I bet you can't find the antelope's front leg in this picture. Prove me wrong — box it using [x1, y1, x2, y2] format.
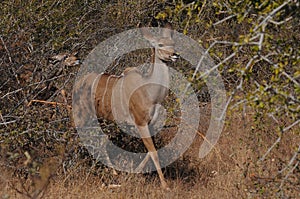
[136, 125, 169, 190]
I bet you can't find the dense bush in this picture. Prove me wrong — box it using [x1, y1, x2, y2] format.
[0, 0, 299, 198]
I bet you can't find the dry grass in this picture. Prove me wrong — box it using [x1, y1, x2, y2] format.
[1, 108, 299, 198]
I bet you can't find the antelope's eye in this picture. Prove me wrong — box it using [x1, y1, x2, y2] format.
[158, 43, 163, 47]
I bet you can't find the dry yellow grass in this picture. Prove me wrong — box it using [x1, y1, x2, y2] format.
[1, 109, 299, 198]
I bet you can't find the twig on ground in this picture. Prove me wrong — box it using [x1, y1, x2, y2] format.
[27, 99, 72, 109]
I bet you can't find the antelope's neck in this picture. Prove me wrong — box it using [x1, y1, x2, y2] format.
[147, 57, 169, 86]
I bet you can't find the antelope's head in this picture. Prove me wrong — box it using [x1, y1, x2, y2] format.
[141, 23, 179, 62]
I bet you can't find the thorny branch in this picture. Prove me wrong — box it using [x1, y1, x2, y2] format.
[190, 1, 299, 188]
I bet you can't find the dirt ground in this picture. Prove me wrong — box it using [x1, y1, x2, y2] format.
[1, 106, 299, 199]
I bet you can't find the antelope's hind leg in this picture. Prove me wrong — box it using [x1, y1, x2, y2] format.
[135, 153, 150, 173]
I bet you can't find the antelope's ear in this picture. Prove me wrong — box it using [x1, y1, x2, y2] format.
[162, 23, 173, 38]
[140, 27, 157, 44]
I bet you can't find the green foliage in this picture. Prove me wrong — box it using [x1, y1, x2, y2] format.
[157, 0, 299, 125]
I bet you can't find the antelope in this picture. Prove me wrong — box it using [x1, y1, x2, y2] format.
[73, 24, 178, 190]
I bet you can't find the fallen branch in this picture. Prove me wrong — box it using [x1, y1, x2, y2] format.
[27, 99, 72, 109]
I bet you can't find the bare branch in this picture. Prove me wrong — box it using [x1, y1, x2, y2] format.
[259, 136, 281, 162]
[269, 16, 293, 25]
[213, 14, 236, 26]
[0, 120, 17, 126]
[279, 159, 299, 190]
[253, 0, 292, 32]
[200, 52, 236, 79]
[283, 119, 300, 132]
[279, 144, 300, 174]
[261, 55, 300, 87]
[0, 74, 71, 100]
[259, 119, 299, 162]
[0, 88, 23, 99]
[0, 35, 12, 63]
